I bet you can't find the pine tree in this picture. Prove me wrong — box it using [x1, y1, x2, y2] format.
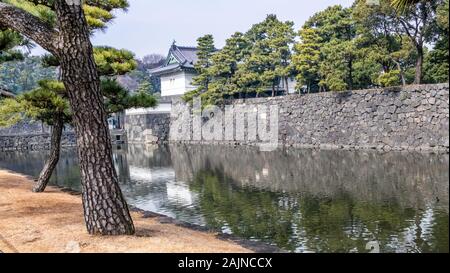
[0, 0, 136, 235]
[0, 47, 157, 193]
[192, 34, 215, 92]
[239, 15, 295, 97]
[293, 27, 322, 93]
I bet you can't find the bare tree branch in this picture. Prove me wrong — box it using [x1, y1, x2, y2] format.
[0, 88, 15, 98]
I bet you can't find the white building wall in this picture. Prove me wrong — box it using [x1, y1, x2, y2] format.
[161, 71, 190, 97]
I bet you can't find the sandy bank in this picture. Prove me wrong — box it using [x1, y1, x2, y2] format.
[0, 170, 251, 253]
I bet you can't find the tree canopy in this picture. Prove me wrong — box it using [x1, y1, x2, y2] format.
[182, 0, 448, 106]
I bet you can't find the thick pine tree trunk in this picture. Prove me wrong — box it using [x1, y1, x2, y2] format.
[54, 1, 134, 235]
[33, 115, 64, 193]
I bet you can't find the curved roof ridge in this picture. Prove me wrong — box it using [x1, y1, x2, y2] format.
[175, 45, 198, 50]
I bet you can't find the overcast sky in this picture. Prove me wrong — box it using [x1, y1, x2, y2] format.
[33, 0, 354, 58]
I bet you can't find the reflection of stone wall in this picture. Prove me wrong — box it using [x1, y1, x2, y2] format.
[124, 113, 170, 144]
[125, 144, 172, 168]
[0, 133, 76, 151]
[170, 84, 449, 152]
[170, 144, 449, 208]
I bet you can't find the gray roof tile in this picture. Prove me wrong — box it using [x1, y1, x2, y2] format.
[149, 44, 199, 76]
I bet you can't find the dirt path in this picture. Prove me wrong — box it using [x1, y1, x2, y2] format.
[0, 170, 251, 253]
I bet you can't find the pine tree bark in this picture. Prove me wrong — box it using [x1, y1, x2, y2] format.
[53, 1, 135, 235]
[33, 115, 64, 193]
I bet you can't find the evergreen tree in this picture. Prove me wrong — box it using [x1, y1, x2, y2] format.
[299, 6, 358, 91]
[0, 28, 24, 63]
[136, 81, 154, 94]
[0, 0, 136, 235]
[388, 0, 442, 83]
[293, 27, 322, 93]
[423, 0, 449, 83]
[192, 34, 215, 93]
[238, 15, 295, 97]
[354, 0, 406, 86]
[0, 47, 157, 193]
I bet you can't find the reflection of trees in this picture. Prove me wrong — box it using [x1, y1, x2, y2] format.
[51, 150, 81, 190]
[190, 168, 449, 253]
[171, 145, 449, 209]
[190, 169, 299, 251]
[427, 211, 450, 253]
[1, 144, 448, 253]
[297, 195, 419, 252]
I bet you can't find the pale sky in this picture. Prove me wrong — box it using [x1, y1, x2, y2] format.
[33, 0, 354, 58]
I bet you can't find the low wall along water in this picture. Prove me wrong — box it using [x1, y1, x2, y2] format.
[1, 84, 449, 152]
[161, 83, 448, 152]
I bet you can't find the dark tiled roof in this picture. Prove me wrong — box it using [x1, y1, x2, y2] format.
[173, 46, 198, 68]
[149, 44, 199, 76]
[148, 63, 183, 75]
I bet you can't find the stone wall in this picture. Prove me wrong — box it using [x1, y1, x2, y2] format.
[169, 84, 449, 152]
[124, 113, 170, 144]
[0, 132, 76, 151]
[0, 120, 49, 135]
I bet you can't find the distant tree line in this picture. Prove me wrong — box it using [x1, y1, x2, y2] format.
[0, 52, 166, 96]
[184, 0, 448, 106]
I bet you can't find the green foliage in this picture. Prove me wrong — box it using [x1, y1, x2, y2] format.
[291, 0, 447, 91]
[125, 69, 161, 94]
[0, 97, 23, 127]
[135, 81, 154, 94]
[241, 14, 296, 95]
[183, 1, 447, 103]
[19, 80, 71, 125]
[0, 44, 155, 128]
[126, 89, 158, 110]
[391, 0, 421, 11]
[296, 5, 358, 91]
[3, 0, 129, 31]
[101, 79, 157, 114]
[377, 70, 402, 87]
[184, 15, 296, 105]
[41, 54, 60, 67]
[94, 46, 137, 76]
[3, 0, 57, 25]
[293, 27, 322, 92]
[0, 79, 70, 127]
[0, 28, 24, 63]
[191, 35, 216, 93]
[101, 78, 129, 114]
[423, 0, 449, 83]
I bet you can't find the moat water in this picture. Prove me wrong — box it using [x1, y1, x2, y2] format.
[0, 145, 448, 253]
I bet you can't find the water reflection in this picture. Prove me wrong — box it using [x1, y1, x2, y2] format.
[0, 145, 448, 253]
